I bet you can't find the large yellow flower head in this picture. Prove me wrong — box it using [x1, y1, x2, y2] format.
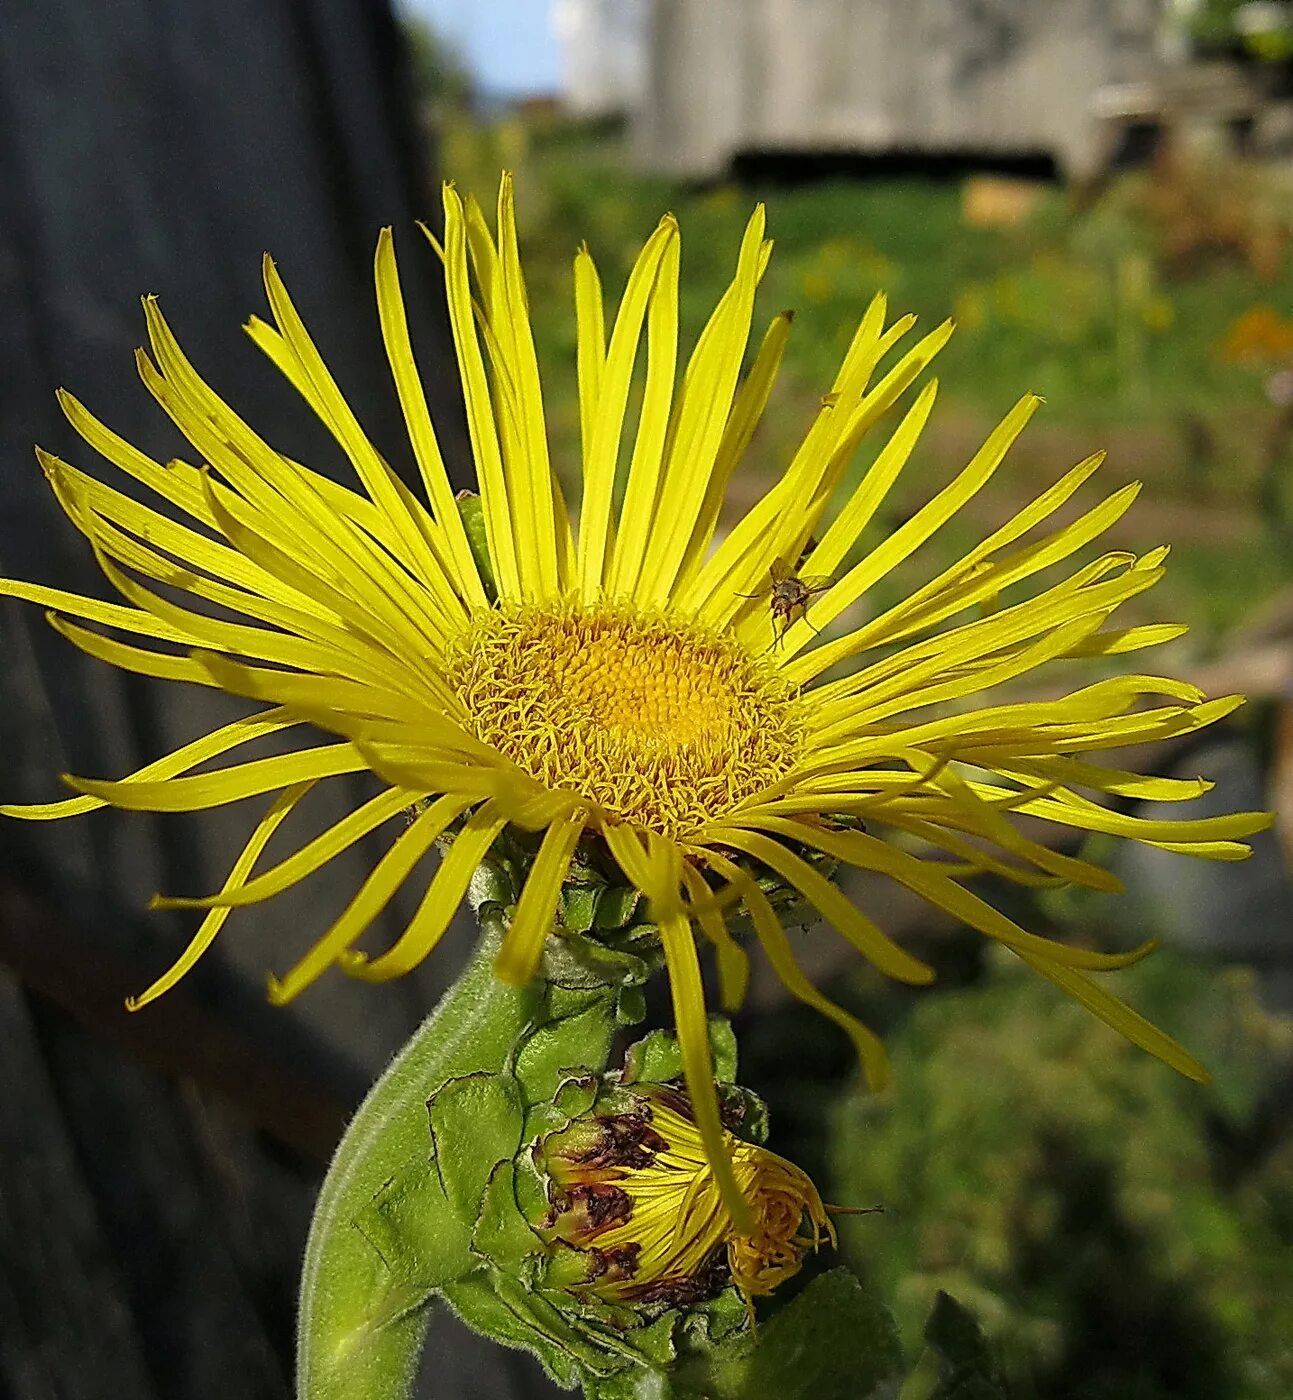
[2, 174, 1269, 1226]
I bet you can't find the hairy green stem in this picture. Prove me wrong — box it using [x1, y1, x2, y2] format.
[296, 909, 542, 1400]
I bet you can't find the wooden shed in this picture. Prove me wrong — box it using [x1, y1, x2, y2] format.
[634, 0, 1167, 180]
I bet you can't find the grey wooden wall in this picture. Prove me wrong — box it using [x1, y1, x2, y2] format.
[635, 0, 1164, 179]
[0, 2, 556, 1395]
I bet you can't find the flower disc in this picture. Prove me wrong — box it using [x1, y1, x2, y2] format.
[451, 603, 805, 835]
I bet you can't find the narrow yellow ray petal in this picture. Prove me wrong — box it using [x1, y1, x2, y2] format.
[0, 708, 296, 821]
[88, 540, 426, 698]
[66, 744, 366, 812]
[999, 756, 1212, 803]
[749, 816, 1162, 971]
[461, 197, 544, 599]
[373, 228, 489, 607]
[680, 862, 750, 1012]
[550, 465, 577, 589]
[46, 612, 215, 687]
[196, 472, 423, 658]
[574, 243, 606, 471]
[1065, 623, 1189, 657]
[0, 578, 194, 644]
[679, 297, 892, 617]
[601, 822, 669, 908]
[139, 302, 355, 547]
[829, 609, 1133, 735]
[636, 205, 765, 606]
[267, 795, 468, 1004]
[38, 448, 319, 615]
[689, 316, 954, 624]
[808, 549, 1141, 735]
[259, 256, 458, 601]
[1003, 694, 1246, 755]
[703, 850, 891, 1091]
[153, 786, 415, 911]
[174, 346, 467, 642]
[608, 229, 680, 598]
[184, 319, 466, 619]
[59, 476, 406, 675]
[496, 173, 560, 597]
[493, 810, 587, 985]
[126, 782, 313, 1010]
[440, 184, 520, 600]
[57, 388, 214, 526]
[860, 480, 1146, 659]
[136, 340, 444, 638]
[192, 651, 442, 727]
[1016, 949, 1209, 1081]
[871, 813, 1076, 889]
[991, 788, 1272, 847]
[789, 376, 939, 592]
[704, 827, 935, 985]
[798, 683, 1222, 777]
[761, 317, 956, 586]
[673, 310, 794, 593]
[200, 471, 449, 666]
[816, 458, 1129, 677]
[244, 314, 316, 402]
[346, 800, 509, 981]
[657, 909, 754, 1234]
[875, 798, 1125, 893]
[576, 215, 679, 601]
[352, 744, 505, 801]
[782, 392, 1043, 683]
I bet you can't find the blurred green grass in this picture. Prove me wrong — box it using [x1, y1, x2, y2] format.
[824, 951, 1293, 1400]
[442, 115, 1293, 642]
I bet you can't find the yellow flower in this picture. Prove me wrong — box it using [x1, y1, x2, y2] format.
[541, 1086, 832, 1309]
[0, 174, 1269, 1230]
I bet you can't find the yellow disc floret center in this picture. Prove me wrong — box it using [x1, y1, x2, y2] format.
[449, 604, 805, 836]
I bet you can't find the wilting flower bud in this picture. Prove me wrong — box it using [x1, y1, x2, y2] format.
[538, 1084, 833, 1310]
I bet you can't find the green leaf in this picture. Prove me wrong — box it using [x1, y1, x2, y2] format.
[523, 1069, 601, 1141]
[708, 1017, 739, 1082]
[444, 1269, 652, 1383]
[542, 928, 656, 991]
[440, 1275, 584, 1388]
[675, 1269, 903, 1400]
[622, 1018, 738, 1087]
[622, 1028, 684, 1084]
[920, 1292, 1008, 1400]
[616, 984, 647, 1026]
[428, 1072, 525, 1222]
[472, 1161, 545, 1269]
[514, 993, 619, 1106]
[594, 885, 643, 929]
[353, 1165, 474, 1297]
[562, 883, 605, 934]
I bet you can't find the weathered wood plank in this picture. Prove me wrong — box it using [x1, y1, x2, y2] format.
[0, 973, 159, 1400]
[32, 997, 294, 1400]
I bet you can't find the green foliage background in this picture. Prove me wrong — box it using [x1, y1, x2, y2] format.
[826, 952, 1293, 1399]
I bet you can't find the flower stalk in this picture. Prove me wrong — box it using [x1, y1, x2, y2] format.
[296, 863, 555, 1400]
